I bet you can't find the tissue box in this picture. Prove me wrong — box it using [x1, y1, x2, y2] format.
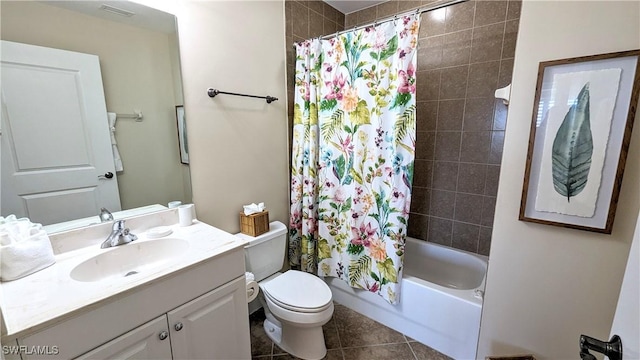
[240, 211, 269, 237]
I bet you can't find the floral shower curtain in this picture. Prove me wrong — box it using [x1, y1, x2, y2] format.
[289, 15, 420, 304]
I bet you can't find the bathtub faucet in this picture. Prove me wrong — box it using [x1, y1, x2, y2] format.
[579, 334, 622, 360]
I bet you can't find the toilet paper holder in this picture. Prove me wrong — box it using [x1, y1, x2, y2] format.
[245, 272, 259, 303]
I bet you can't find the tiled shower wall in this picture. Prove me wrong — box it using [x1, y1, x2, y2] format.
[285, 0, 520, 256]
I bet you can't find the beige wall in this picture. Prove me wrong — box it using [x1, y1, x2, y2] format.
[1, 1, 189, 211]
[478, 1, 640, 359]
[175, 1, 288, 232]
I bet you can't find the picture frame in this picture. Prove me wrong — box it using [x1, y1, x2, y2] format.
[175, 105, 189, 164]
[520, 49, 640, 234]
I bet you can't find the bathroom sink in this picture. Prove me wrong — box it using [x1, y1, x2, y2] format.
[70, 238, 190, 282]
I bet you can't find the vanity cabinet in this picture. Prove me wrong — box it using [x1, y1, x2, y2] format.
[167, 276, 249, 359]
[16, 247, 251, 360]
[75, 276, 248, 360]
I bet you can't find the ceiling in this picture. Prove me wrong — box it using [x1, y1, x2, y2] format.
[41, 1, 176, 34]
[323, 0, 389, 15]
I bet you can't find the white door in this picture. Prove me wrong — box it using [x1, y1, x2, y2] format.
[74, 316, 172, 360]
[167, 276, 251, 360]
[609, 210, 639, 359]
[1, 40, 120, 225]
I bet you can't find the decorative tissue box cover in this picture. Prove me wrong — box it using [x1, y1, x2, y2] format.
[239, 211, 269, 237]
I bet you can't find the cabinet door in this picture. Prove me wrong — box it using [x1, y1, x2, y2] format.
[74, 315, 171, 360]
[167, 276, 251, 360]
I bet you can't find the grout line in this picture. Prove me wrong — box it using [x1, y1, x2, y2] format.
[340, 341, 415, 350]
[428, 185, 497, 198]
[332, 312, 346, 355]
[450, 0, 476, 236]
[406, 339, 420, 360]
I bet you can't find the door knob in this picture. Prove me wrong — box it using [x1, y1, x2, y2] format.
[158, 331, 168, 340]
[174, 322, 184, 331]
[98, 172, 114, 180]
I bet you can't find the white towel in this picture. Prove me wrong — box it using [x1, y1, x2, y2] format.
[0, 216, 55, 281]
[107, 112, 124, 172]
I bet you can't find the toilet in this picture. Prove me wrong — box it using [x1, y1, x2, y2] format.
[237, 221, 334, 360]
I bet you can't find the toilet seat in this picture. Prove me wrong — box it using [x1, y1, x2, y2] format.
[263, 290, 333, 313]
[261, 270, 332, 313]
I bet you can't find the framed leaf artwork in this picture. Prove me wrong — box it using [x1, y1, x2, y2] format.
[520, 49, 640, 233]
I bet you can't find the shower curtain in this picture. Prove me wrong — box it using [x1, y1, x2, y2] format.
[289, 15, 420, 304]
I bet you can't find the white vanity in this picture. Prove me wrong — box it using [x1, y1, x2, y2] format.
[0, 209, 251, 360]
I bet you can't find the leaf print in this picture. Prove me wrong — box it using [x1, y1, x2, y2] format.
[293, 103, 303, 125]
[321, 263, 331, 276]
[321, 109, 344, 142]
[318, 239, 331, 260]
[379, 35, 398, 60]
[393, 104, 416, 145]
[376, 258, 398, 283]
[350, 100, 371, 125]
[342, 197, 353, 212]
[334, 155, 346, 180]
[309, 103, 318, 125]
[313, 52, 324, 72]
[387, 288, 397, 304]
[348, 255, 372, 286]
[551, 82, 593, 201]
[391, 92, 412, 109]
[403, 169, 413, 189]
[341, 32, 371, 84]
[342, 155, 354, 185]
[347, 243, 364, 255]
[320, 99, 337, 111]
[350, 168, 364, 185]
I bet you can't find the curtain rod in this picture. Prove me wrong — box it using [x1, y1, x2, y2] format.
[320, 0, 469, 40]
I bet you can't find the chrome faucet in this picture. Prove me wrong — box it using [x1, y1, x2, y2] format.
[100, 220, 137, 249]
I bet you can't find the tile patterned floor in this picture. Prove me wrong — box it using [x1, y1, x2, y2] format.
[250, 303, 452, 360]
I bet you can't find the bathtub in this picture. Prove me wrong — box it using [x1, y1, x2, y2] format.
[325, 237, 488, 359]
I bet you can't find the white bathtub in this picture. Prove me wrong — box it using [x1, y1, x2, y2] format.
[325, 237, 488, 359]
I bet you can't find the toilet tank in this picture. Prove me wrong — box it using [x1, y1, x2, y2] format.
[236, 221, 287, 282]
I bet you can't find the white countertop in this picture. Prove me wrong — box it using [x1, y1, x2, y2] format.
[0, 213, 248, 338]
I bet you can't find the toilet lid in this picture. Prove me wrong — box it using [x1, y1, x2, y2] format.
[261, 270, 332, 311]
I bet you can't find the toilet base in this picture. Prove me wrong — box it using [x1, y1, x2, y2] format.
[262, 317, 327, 360]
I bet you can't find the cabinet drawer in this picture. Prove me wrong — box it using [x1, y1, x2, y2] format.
[74, 316, 171, 360]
